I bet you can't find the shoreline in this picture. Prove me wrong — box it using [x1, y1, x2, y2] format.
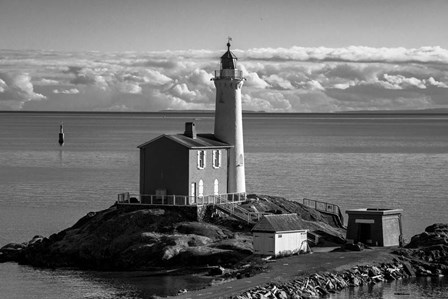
[1, 198, 447, 298]
[170, 247, 399, 298]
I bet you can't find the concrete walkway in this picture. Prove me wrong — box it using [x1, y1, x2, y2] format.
[171, 247, 396, 299]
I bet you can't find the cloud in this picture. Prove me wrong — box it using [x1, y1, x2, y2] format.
[300, 80, 325, 91]
[427, 77, 448, 88]
[38, 78, 60, 85]
[1, 46, 447, 112]
[264, 74, 294, 90]
[0, 72, 46, 110]
[382, 74, 426, 89]
[0, 79, 6, 92]
[53, 88, 80, 94]
[244, 46, 448, 64]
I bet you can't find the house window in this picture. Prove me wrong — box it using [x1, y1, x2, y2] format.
[212, 150, 221, 168]
[214, 179, 219, 195]
[190, 183, 196, 197]
[197, 150, 206, 169]
[198, 180, 204, 197]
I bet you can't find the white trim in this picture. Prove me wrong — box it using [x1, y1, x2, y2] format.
[212, 150, 221, 168]
[197, 150, 206, 169]
[214, 179, 219, 195]
[198, 180, 204, 197]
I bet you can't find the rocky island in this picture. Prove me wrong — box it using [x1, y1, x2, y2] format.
[1, 195, 447, 298]
[0, 195, 345, 271]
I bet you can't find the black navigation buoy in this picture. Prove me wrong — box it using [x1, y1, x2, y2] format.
[58, 123, 65, 146]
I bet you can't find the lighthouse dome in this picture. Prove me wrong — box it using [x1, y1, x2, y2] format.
[220, 42, 238, 70]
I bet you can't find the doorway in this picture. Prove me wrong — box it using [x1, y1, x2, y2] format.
[358, 223, 372, 244]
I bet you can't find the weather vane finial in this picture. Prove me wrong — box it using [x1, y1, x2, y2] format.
[227, 36, 232, 49]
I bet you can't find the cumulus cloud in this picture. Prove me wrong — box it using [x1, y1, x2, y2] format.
[39, 78, 59, 85]
[0, 79, 6, 92]
[265, 74, 294, 90]
[53, 88, 80, 94]
[382, 74, 427, 89]
[244, 46, 448, 64]
[1, 46, 448, 112]
[427, 77, 448, 88]
[0, 72, 46, 109]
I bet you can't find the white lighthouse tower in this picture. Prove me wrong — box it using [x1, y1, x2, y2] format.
[213, 40, 246, 194]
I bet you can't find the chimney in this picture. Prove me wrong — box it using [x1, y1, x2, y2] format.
[184, 122, 197, 139]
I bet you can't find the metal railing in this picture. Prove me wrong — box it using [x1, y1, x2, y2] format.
[216, 202, 264, 224]
[303, 198, 341, 215]
[214, 69, 243, 79]
[117, 192, 246, 207]
[303, 198, 345, 228]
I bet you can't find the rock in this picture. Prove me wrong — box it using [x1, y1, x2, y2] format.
[401, 260, 415, 277]
[369, 266, 381, 277]
[406, 225, 448, 248]
[343, 243, 364, 251]
[3, 206, 253, 270]
[277, 290, 288, 299]
[28, 235, 44, 246]
[425, 223, 448, 234]
[230, 224, 448, 299]
[209, 266, 226, 276]
[175, 222, 234, 240]
[0, 242, 27, 263]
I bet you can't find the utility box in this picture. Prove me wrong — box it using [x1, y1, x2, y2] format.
[346, 208, 403, 247]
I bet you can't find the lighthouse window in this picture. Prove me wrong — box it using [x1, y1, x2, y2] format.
[197, 150, 206, 169]
[212, 150, 221, 168]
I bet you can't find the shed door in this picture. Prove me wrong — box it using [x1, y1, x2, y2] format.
[254, 233, 275, 255]
[267, 235, 275, 254]
[358, 223, 372, 244]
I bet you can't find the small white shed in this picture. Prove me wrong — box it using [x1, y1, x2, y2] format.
[252, 214, 309, 257]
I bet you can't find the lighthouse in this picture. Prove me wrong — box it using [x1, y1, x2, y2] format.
[212, 40, 246, 194]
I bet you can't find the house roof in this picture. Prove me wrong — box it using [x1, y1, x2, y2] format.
[252, 214, 307, 233]
[138, 133, 233, 149]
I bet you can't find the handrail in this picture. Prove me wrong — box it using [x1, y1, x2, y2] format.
[214, 69, 243, 79]
[117, 192, 246, 207]
[303, 198, 345, 228]
[303, 198, 341, 216]
[215, 203, 263, 224]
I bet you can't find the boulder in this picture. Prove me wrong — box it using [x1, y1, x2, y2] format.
[406, 224, 448, 248]
[0, 242, 27, 262]
[209, 265, 227, 275]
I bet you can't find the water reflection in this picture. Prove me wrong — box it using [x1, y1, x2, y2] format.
[1, 263, 211, 299]
[330, 276, 448, 299]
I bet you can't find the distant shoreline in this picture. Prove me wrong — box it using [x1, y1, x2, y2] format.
[1, 109, 448, 117]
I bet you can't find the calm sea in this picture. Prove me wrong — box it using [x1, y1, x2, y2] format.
[0, 112, 447, 298]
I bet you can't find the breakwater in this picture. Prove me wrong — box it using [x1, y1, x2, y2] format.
[231, 223, 448, 299]
[231, 261, 418, 298]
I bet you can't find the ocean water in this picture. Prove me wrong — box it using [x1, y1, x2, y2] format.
[0, 112, 447, 298]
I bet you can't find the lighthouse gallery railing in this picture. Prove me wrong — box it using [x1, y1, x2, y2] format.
[214, 69, 243, 79]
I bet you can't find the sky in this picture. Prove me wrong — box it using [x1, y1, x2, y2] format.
[0, 0, 448, 112]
